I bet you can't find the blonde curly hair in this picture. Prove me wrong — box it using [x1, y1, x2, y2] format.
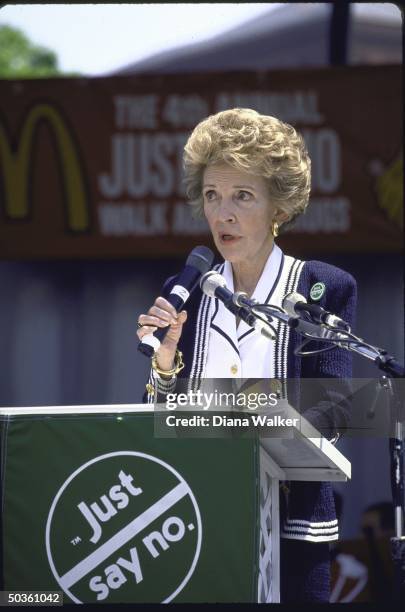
[183, 108, 311, 228]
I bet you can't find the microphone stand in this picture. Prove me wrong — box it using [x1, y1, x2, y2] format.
[242, 301, 405, 601]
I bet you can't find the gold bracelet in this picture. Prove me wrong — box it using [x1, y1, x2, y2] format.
[151, 350, 185, 378]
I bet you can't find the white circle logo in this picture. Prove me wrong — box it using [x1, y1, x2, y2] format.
[45, 452, 202, 603]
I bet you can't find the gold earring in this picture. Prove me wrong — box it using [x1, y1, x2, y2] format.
[271, 220, 279, 237]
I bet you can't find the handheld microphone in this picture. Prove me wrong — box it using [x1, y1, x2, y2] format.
[200, 271, 276, 340]
[138, 246, 215, 357]
[282, 291, 350, 331]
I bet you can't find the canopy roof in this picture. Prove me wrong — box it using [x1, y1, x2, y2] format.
[111, 3, 402, 76]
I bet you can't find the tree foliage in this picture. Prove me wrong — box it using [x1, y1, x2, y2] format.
[0, 24, 78, 78]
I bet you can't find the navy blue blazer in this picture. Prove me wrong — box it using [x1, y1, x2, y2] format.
[143, 254, 357, 543]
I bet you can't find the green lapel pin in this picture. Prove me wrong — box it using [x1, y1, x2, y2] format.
[310, 282, 326, 301]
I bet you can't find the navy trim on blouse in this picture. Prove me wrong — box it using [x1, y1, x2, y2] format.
[211, 323, 240, 357]
[237, 252, 285, 342]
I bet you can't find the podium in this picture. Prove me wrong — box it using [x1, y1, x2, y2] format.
[0, 403, 350, 604]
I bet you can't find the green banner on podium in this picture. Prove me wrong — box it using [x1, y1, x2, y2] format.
[1, 408, 260, 603]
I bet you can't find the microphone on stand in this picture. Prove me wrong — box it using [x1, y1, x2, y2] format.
[200, 271, 276, 340]
[282, 291, 351, 331]
[138, 246, 215, 358]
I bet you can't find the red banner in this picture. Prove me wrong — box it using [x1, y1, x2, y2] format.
[0, 66, 402, 259]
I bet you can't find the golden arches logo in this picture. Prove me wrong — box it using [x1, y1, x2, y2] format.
[0, 103, 90, 232]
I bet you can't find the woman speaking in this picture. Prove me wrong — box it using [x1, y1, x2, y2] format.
[137, 108, 357, 602]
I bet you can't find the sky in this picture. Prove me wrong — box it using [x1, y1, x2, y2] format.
[0, 3, 281, 76]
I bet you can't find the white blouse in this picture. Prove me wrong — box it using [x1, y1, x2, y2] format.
[204, 244, 283, 379]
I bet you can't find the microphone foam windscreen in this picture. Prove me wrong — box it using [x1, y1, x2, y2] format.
[200, 271, 226, 298]
[186, 246, 215, 274]
[282, 291, 303, 317]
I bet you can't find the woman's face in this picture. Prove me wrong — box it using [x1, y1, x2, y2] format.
[203, 162, 278, 265]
